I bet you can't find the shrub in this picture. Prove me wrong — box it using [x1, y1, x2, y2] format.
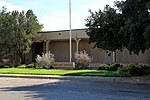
[75, 50, 93, 69]
[118, 64, 150, 77]
[17, 64, 27, 68]
[0, 65, 13, 68]
[142, 64, 150, 74]
[109, 63, 121, 71]
[118, 64, 133, 77]
[16, 64, 35, 68]
[98, 64, 109, 70]
[26, 64, 35, 68]
[98, 63, 121, 71]
[35, 51, 55, 69]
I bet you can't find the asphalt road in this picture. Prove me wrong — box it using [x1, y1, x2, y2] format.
[0, 77, 150, 100]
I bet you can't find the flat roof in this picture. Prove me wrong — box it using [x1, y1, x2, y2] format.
[38, 28, 87, 34]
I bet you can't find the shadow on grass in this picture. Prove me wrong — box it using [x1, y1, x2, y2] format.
[63, 70, 119, 77]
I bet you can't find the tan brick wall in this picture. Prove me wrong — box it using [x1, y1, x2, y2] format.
[25, 29, 150, 64]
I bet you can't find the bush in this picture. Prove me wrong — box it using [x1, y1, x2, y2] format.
[142, 64, 150, 74]
[98, 63, 121, 71]
[35, 51, 55, 69]
[98, 64, 109, 70]
[18, 64, 35, 68]
[118, 64, 133, 77]
[26, 64, 35, 68]
[0, 65, 13, 68]
[17, 64, 27, 68]
[75, 50, 93, 69]
[109, 63, 121, 71]
[118, 64, 150, 77]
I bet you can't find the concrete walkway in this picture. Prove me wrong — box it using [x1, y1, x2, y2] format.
[0, 74, 149, 84]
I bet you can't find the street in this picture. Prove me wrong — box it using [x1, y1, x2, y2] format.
[0, 77, 150, 100]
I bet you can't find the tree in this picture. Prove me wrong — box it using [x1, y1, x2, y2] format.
[0, 7, 12, 54]
[85, 5, 125, 53]
[0, 8, 43, 64]
[11, 10, 43, 64]
[119, 0, 150, 54]
[85, 0, 150, 55]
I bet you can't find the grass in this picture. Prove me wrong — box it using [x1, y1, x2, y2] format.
[0, 68, 119, 77]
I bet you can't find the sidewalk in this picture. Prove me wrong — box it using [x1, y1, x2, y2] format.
[0, 74, 149, 84]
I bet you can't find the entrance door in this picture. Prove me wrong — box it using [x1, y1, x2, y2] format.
[32, 42, 43, 62]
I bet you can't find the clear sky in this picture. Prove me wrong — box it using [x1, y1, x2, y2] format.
[0, 0, 118, 31]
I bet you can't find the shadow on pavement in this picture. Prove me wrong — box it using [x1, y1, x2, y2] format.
[0, 79, 150, 100]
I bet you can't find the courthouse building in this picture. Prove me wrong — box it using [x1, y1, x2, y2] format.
[25, 28, 150, 64]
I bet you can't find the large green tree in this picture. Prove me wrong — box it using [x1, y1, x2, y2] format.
[0, 7, 12, 53]
[85, 5, 125, 53]
[85, 0, 150, 55]
[118, 0, 150, 54]
[0, 8, 43, 63]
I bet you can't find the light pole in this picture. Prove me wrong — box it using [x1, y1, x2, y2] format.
[69, 0, 72, 62]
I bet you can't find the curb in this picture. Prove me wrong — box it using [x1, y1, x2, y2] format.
[0, 74, 149, 84]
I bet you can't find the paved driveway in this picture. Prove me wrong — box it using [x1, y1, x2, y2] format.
[0, 77, 150, 100]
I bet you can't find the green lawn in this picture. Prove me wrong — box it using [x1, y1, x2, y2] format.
[0, 68, 119, 77]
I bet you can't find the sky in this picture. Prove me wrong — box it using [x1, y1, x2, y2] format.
[0, 0, 117, 31]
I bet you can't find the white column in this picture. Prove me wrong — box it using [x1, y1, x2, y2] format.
[74, 38, 81, 53]
[45, 40, 50, 53]
[113, 51, 116, 63]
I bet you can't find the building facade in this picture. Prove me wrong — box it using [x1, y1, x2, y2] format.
[25, 28, 150, 64]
